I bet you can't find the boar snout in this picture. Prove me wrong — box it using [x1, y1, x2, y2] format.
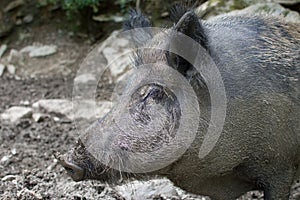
[55, 152, 85, 181]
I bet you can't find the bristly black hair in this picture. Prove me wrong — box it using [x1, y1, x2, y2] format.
[123, 9, 153, 46]
[169, 0, 203, 23]
[123, 9, 152, 31]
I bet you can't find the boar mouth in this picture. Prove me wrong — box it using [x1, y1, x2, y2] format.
[55, 152, 86, 181]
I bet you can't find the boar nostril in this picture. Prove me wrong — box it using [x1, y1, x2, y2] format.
[65, 166, 75, 174]
[55, 153, 85, 181]
[62, 160, 85, 181]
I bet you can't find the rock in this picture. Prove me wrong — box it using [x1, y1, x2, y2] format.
[33, 99, 113, 121]
[53, 116, 60, 122]
[1, 175, 17, 181]
[23, 14, 33, 24]
[103, 43, 132, 78]
[20, 45, 57, 57]
[273, 0, 300, 5]
[20, 100, 30, 106]
[7, 64, 16, 74]
[29, 45, 57, 57]
[32, 113, 46, 122]
[95, 31, 132, 81]
[115, 179, 178, 200]
[74, 73, 97, 84]
[11, 148, 17, 155]
[0, 155, 10, 163]
[1, 106, 33, 123]
[32, 99, 72, 115]
[225, 3, 300, 23]
[0, 63, 5, 76]
[93, 14, 124, 22]
[0, 44, 8, 58]
[4, 0, 25, 12]
[196, 0, 300, 21]
[7, 49, 24, 67]
[195, 0, 269, 19]
[15, 19, 23, 25]
[161, 11, 169, 18]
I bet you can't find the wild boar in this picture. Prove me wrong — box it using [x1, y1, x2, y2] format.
[56, 5, 300, 200]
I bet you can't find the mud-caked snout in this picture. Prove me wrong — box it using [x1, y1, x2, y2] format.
[55, 152, 86, 182]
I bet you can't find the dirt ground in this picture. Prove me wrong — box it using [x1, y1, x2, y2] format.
[0, 4, 300, 200]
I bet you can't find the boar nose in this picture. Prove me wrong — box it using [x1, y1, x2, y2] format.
[55, 153, 85, 181]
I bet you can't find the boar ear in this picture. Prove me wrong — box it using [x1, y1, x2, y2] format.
[123, 9, 153, 46]
[167, 10, 208, 76]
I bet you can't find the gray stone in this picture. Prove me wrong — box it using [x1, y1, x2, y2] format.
[114, 179, 178, 200]
[93, 14, 124, 22]
[272, 0, 300, 5]
[1, 106, 33, 123]
[23, 14, 34, 24]
[74, 73, 97, 84]
[103, 46, 132, 78]
[32, 113, 46, 122]
[195, 0, 270, 19]
[196, 0, 300, 22]
[29, 45, 57, 57]
[225, 3, 300, 23]
[32, 99, 72, 115]
[0, 155, 10, 163]
[4, 0, 25, 12]
[6, 64, 16, 74]
[21, 45, 57, 57]
[7, 49, 24, 67]
[0, 63, 5, 76]
[95, 31, 132, 81]
[1, 175, 17, 182]
[0, 44, 8, 58]
[33, 99, 113, 121]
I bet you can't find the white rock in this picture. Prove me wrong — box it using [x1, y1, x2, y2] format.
[20, 45, 37, 53]
[11, 148, 17, 155]
[0, 63, 5, 76]
[7, 64, 16, 74]
[103, 47, 132, 78]
[33, 99, 113, 121]
[23, 14, 34, 24]
[215, 2, 300, 23]
[4, 0, 24, 12]
[74, 73, 97, 84]
[101, 35, 132, 79]
[7, 49, 23, 65]
[273, 0, 300, 4]
[111, 38, 129, 48]
[21, 45, 57, 57]
[33, 99, 72, 115]
[20, 100, 30, 105]
[0, 44, 8, 58]
[29, 45, 57, 57]
[1, 175, 17, 181]
[1, 155, 10, 163]
[1, 106, 33, 123]
[53, 116, 60, 122]
[73, 100, 113, 120]
[32, 113, 45, 122]
[93, 14, 124, 22]
[115, 179, 178, 200]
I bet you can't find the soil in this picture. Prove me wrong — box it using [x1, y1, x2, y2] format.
[0, 2, 300, 200]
